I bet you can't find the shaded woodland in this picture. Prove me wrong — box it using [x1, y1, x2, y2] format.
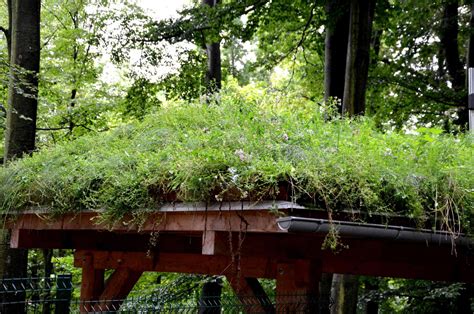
[0, 0, 473, 313]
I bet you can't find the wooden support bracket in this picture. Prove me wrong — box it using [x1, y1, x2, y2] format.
[227, 275, 275, 314]
[76, 252, 142, 313]
[94, 268, 143, 312]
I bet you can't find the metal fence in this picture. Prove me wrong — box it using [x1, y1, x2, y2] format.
[0, 275, 72, 313]
[74, 294, 324, 313]
[0, 276, 330, 313]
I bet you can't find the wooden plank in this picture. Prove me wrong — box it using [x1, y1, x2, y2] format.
[74, 250, 277, 278]
[7, 210, 281, 232]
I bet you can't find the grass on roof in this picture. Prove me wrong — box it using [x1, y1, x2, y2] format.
[0, 87, 473, 232]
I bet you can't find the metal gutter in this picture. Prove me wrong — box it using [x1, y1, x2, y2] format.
[276, 216, 473, 246]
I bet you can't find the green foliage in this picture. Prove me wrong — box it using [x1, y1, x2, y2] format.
[156, 49, 208, 101]
[51, 253, 82, 299]
[361, 278, 471, 313]
[0, 87, 472, 231]
[37, 0, 129, 141]
[120, 78, 161, 120]
[367, 0, 469, 129]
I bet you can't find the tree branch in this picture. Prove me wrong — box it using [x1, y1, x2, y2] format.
[0, 25, 8, 36]
[36, 127, 69, 131]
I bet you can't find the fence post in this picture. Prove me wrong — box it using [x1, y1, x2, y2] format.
[198, 277, 222, 314]
[55, 274, 72, 314]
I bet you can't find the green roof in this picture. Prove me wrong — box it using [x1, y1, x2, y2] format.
[1, 90, 473, 231]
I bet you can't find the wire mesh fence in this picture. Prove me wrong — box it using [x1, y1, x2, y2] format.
[0, 274, 72, 313]
[74, 294, 326, 313]
[0, 275, 332, 313]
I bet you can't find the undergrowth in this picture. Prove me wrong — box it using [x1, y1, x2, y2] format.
[0, 87, 472, 232]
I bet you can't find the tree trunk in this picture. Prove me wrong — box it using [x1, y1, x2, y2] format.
[319, 273, 333, 314]
[1, 1, 41, 312]
[465, 1, 474, 131]
[467, 1, 474, 69]
[0, 0, 13, 59]
[4, 0, 12, 60]
[331, 274, 359, 314]
[371, 29, 382, 66]
[68, 10, 79, 134]
[342, 0, 375, 116]
[202, 0, 222, 92]
[4, 0, 41, 160]
[324, 0, 350, 111]
[440, 0, 468, 128]
[440, 0, 464, 90]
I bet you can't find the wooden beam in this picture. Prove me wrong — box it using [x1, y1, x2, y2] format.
[101, 268, 142, 301]
[7, 210, 281, 233]
[14, 227, 474, 283]
[79, 254, 104, 313]
[92, 268, 143, 312]
[10, 229, 202, 253]
[6, 206, 430, 237]
[74, 250, 277, 279]
[276, 260, 320, 313]
[319, 239, 474, 282]
[192, 231, 474, 283]
[226, 276, 275, 314]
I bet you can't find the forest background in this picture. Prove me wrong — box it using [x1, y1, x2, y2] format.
[0, 0, 473, 313]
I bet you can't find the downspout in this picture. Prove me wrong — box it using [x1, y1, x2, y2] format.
[276, 217, 473, 246]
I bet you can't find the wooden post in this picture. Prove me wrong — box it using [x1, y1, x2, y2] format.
[80, 254, 104, 313]
[276, 260, 321, 313]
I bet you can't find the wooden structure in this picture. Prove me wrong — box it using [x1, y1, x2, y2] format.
[7, 201, 474, 312]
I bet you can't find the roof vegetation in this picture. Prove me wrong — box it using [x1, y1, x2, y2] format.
[0, 88, 473, 232]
